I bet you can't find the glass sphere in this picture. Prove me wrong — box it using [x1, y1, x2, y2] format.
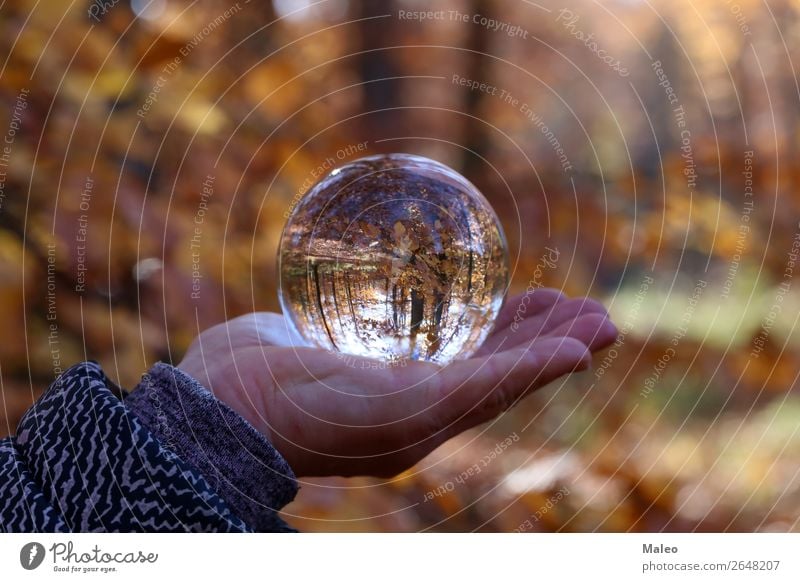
[278, 153, 509, 364]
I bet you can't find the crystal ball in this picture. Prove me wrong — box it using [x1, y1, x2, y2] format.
[278, 153, 509, 364]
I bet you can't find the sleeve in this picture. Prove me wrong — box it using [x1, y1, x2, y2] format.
[123, 363, 299, 532]
[0, 361, 296, 532]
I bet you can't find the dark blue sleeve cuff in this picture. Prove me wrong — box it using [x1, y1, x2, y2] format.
[124, 363, 299, 532]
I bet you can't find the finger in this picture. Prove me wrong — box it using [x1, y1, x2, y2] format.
[541, 313, 618, 351]
[490, 289, 567, 333]
[483, 312, 616, 355]
[477, 297, 608, 356]
[432, 336, 591, 429]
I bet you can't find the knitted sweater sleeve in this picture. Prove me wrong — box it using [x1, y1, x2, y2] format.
[0, 361, 298, 532]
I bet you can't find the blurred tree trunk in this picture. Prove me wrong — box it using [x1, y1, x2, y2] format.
[220, 0, 276, 74]
[356, 0, 403, 142]
[461, 0, 492, 188]
[637, 25, 680, 177]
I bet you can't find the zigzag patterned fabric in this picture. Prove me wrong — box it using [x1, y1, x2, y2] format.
[0, 361, 297, 532]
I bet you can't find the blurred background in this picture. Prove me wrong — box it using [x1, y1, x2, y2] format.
[1, 0, 799, 532]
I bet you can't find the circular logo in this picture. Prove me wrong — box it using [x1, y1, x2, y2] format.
[19, 542, 45, 570]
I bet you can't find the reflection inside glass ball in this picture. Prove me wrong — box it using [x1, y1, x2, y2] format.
[278, 153, 509, 364]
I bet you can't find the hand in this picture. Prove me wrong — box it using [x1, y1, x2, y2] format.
[177, 289, 617, 478]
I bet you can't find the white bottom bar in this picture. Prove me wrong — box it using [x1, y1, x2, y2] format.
[1, 533, 797, 581]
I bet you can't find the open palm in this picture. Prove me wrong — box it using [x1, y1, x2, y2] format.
[178, 289, 616, 478]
